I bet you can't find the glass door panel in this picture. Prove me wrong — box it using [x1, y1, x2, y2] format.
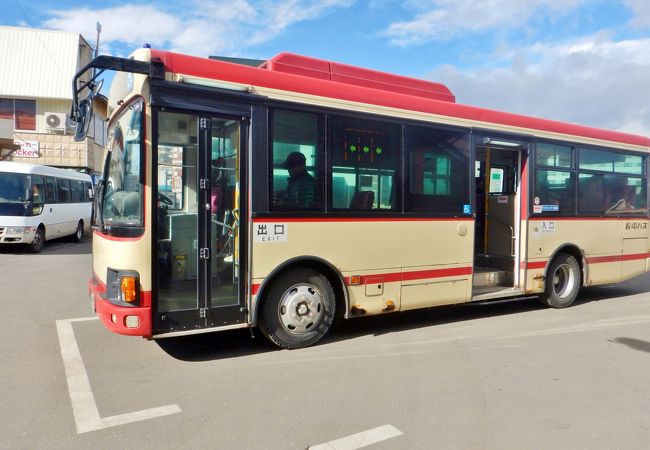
[209, 119, 240, 306]
[154, 111, 247, 334]
[155, 111, 200, 332]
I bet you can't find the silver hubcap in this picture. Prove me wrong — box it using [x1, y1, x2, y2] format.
[278, 283, 324, 334]
[552, 263, 575, 299]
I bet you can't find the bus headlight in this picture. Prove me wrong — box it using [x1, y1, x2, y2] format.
[6, 227, 33, 234]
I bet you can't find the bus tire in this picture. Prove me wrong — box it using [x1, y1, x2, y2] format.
[71, 220, 84, 243]
[259, 268, 335, 349]
[29, 227, 45, 253]
[540, 253, 580, 308]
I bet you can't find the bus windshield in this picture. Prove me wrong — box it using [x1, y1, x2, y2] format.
[101, 99, 144, 229]
[0, 172, 31, 216]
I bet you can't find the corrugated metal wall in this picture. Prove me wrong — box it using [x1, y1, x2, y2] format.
[0, 26, 90, 100]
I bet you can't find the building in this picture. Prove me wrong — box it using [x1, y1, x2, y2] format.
[0, 26, 106, 179]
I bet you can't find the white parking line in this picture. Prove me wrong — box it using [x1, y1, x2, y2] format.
[56, 317, 181, 434]
[309, 424, 403, 450]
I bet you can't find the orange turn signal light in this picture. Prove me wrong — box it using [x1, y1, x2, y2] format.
[350, 275, 361, 286]
[120, 276, 138, 303]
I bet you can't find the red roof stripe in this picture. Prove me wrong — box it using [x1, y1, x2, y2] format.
[151, 50, 650, 148]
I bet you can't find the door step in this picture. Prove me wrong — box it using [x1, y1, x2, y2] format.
[473, 268, 513, 290]
[471, 287, 526, 302]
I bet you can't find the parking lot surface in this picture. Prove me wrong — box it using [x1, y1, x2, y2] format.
[2, 238, 650, 449]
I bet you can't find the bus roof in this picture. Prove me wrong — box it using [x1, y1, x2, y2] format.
[150, 49, 650, 150]
[0, 161, 91, 180]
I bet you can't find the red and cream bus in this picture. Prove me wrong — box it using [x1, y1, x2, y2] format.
[72, 48, 649, 349]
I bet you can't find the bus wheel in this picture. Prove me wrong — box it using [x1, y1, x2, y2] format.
[71, 220, 84, 242]
[540, 253, 580, 308]
[29, 227, 45, 253]
[259, 268, 335, 349]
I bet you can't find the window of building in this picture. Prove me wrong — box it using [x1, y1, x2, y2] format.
[269, 109, 322, 211]
[0, 98, 36, 131]
[405, 125, 470, 214]
[329, 116, 400, 211]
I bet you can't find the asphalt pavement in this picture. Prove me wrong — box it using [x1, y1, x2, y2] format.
[2, 238, 650, 449]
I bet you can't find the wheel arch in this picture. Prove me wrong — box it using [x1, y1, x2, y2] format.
[252, 255, 349, 327]
[37, 223, 46, 240]
[544, 243, 586, 287]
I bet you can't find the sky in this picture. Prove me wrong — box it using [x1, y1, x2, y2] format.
[4, 0, 650, 136]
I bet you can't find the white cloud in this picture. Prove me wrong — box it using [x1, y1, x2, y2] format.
[427, 35, 650, 135]
[43, 5, 182, 49]
[43, 1, 355, 57]
[384, 0, 582, 46]
[625, 0, 650, 28]
[248, 0, 354, 45]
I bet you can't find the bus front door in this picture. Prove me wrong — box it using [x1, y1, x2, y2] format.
[154, 112, 247, 335]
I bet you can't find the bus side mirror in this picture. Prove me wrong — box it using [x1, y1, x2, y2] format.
[74, 98, 93, 142]
[73, 79, 103, 142]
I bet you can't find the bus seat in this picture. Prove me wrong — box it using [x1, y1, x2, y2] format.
[350, 190, 374, 210]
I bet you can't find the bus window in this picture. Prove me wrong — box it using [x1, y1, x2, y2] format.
[158, 145, 184, 210]
[56, 178, 71, 203]
[83, 181, 93, 202]
[270, 109, 322, 211]
[405, 125, 470, 214]
[102, 99, 144, 227]
[534, 169, 576, 214]
[44, 176, 57, 203]
[329, 115, 400, 211]
[31, 175, 44, 204]
[70, 180, 84, 203]
[31, 175, 45, 215]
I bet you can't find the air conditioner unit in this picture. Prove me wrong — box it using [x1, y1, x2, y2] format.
[45, 112, 68, 131]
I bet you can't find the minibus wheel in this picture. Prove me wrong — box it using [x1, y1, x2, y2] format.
[29, 227, 45, 253]
[71, 220, 84, 242]
[259, 268, 335, 349]
[540, 253, 580, 308]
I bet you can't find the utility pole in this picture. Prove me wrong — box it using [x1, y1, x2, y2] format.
[95, 22, 102, 58]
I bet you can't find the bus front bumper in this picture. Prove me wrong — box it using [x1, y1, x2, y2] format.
[89, 277, 152, 337]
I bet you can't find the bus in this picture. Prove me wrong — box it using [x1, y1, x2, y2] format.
[0, 161, 92, 252]
[72, 48, 650, 349]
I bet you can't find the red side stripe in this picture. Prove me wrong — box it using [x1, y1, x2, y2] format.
[343, 266, 472, 286]
[251, 217, 473, 223]
[524, 252, 650, 271]
[586, 252, 650, 264]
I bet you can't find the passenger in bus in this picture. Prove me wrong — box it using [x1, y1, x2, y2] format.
[31, 184, 42, 203]
[275, 152, 316, 208]
[607, 184, 636, 213]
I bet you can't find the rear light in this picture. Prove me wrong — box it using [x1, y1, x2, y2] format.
[120, 275, 138, 303]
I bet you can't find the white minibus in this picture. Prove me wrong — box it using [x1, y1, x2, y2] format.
[0, 162, 92, 252]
